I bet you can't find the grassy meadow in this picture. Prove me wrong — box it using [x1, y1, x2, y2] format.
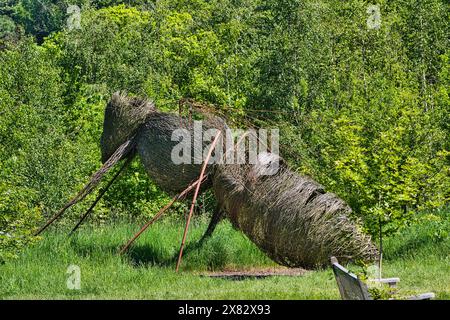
[1, 210, 448, 300]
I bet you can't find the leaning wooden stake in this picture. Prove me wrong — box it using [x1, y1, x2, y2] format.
[176, 131, 222, 272]
[119, 175, 208, 255]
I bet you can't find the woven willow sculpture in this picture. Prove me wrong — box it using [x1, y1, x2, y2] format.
[38, 92, 378, 269]
[212, 156, 377, 268]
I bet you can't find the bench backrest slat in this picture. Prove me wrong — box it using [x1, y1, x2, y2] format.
[331, 257, 371, 300]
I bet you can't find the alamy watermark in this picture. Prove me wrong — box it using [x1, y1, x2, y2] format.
[367, 5, 381, 30]
[66, 264, 81, 290]
[67, 5, 82, 31]
[171, 121, 280, 175]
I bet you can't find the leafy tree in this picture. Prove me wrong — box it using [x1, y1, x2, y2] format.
[0, 0, 448, 260]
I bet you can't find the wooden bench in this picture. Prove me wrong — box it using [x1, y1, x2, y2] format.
[330, 257, 435, 300]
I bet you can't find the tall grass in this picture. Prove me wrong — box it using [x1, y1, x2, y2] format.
[0, 210, 448, 299]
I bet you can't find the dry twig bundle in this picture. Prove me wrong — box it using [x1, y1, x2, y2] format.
[136, 112, 227, 193]
[212, 153, 378, 268]
[100, 92, 155, 163]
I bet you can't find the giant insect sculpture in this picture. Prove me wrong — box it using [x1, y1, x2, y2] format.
[36, 92, 378, 270]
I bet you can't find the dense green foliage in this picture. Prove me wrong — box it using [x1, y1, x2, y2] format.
[0, 0, 448, 261]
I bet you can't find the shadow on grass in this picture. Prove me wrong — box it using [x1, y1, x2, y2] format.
[69, 241, 176, 268]
[384, 209, 450, 260]
[67, 228, 221, 269]
[384, 230, 449, 260]
[127, 240, 206, 268]
[385, 241, 423, 260]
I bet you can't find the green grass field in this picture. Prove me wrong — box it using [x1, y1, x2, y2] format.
[1, 211, 449, 300]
